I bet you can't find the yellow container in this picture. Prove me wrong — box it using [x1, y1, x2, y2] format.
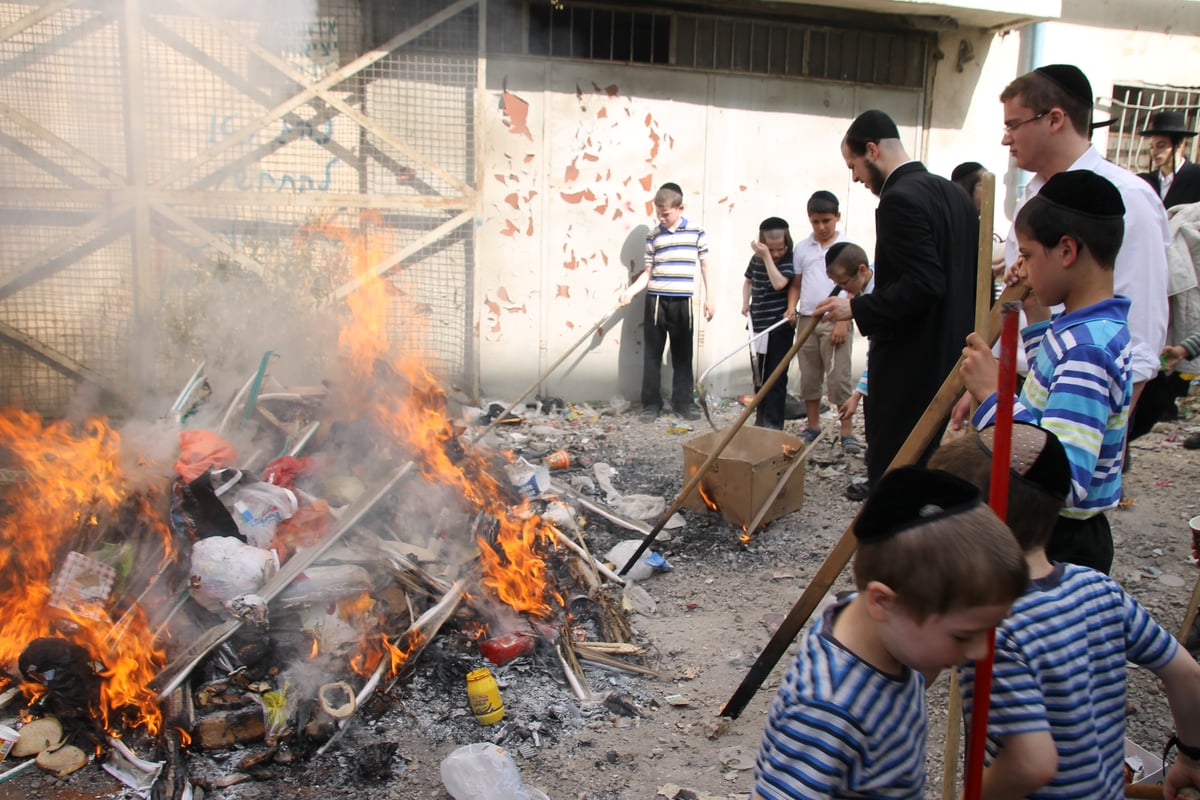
[466, 667, 505, 725]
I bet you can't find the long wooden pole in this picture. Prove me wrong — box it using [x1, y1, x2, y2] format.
[946, 169, 998, 798]
[720, 281, 1029, 720]
[469, 304, 618, 446]
[617, 289, 837, 576]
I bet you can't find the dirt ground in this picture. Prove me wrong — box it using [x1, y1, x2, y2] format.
[3, 387, 1199, 800]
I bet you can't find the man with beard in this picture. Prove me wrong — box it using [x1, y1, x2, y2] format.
[813, 110, 978, 498]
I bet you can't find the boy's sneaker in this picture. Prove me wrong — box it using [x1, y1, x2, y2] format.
[640, 406, 661, 422]
[799, 427, 820, 445]
[678, 405, 701, 421]
[840, 435, 862, 455]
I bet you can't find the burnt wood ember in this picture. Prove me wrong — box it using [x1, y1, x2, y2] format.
[353, 740, 399, 783]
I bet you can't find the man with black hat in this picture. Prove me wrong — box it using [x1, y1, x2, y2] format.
[1138, 110, 1200, 208]
[813, 110, 978, 496]
[994, 64, 1169, 412]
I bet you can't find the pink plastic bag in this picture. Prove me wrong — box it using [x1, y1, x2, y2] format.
[175, 430, 238, 483]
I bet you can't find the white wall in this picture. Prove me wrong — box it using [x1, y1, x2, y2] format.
[477, 58, 921, 403]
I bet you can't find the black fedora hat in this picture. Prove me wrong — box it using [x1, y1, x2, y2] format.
[1140, 110, 1197, 138]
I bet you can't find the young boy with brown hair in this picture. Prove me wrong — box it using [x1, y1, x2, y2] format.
[619, 182, 715, 422]
[790, 191, 856, 452]
[753, 466, 1028, 799]
[929, 424, 1200, 799]
[960, 170, 1132, 575]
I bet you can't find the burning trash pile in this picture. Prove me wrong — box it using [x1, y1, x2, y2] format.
[0, 225, 674, 798]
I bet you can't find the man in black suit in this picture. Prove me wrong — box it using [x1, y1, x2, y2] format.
[814, 109, 978, 498]
[1138, 110, 1200, 209]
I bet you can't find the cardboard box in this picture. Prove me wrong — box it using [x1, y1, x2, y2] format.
[681, 426, 805, 529]
[1125, 736, 1164, 785]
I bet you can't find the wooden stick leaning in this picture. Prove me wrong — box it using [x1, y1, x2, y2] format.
[469, 304, 618, 446]
[618, 286, 840, 577]
[1179, 571, 1200, 645]
[719, 281, 1030, 720]
[945, 168, 998, 799]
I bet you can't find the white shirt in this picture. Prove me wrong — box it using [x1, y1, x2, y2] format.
[793, 232, 847, 316]
[1004, 146, 1170, 383]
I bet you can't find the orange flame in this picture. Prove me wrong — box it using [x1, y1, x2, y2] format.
[698, 483, 719, 511]
[317, 216, 564, 629]
[0, 409, 166, 734]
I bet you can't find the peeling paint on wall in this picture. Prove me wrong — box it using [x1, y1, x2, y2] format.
[501, 90, 533, 140]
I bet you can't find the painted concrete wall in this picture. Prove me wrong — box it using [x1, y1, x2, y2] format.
[478, 58, 921, 404]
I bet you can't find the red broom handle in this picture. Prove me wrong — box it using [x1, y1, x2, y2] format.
[963, 302, 1021, 800]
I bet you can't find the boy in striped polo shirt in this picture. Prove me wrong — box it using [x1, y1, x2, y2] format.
[961, 170, 1133, 575]
[619, 182, 714, 421]
[753, 467, 1027, 800]
[931, 423, 1200, 799]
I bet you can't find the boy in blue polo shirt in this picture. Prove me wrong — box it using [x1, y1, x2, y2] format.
[960, 170, 1133, 575]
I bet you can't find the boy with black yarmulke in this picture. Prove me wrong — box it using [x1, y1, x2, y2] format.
[930, 423, 1200, 799]
[753, 467, 1027, 800]
[742, 217, 796, 430]
[960, 170, 1132, 575]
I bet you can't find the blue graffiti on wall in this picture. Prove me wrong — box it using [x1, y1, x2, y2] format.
[207, 113, 339, 192]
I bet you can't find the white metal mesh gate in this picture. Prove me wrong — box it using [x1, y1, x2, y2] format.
[0, 0, 479, 415]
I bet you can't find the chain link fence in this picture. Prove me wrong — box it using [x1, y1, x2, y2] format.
[0, 0, 478, 416]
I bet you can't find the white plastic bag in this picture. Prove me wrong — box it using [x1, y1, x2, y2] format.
[189, 536, 278, 615]
[440, 743, 530, 800]
[224, 482, 298, 549]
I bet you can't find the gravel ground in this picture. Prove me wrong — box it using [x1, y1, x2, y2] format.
[2, 388, 1199, 800]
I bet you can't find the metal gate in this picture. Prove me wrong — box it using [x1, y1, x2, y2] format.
[0, 0, 479, 415]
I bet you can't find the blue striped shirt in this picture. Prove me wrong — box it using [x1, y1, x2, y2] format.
[645, 217, 708, 297]
[973, 297, 1132, 519]
[959, 563, 1177, 800]
[755, 600, 927, 799]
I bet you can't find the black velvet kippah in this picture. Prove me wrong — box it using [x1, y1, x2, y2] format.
[759, 216, 789, 231]
[951, 162, 985, 182]
[976, 422, 1071, 501]
[1035, 64, 1093, 107]
[853, 466, 983, 544]
[846, 109, 900, 142]
[659, 182, 683, 195]
[809, 190, 839, 207]
[824, 241, 854, 268]
[1037, 170, 1124, 219]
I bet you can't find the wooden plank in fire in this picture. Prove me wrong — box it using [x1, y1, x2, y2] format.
[152, 463, 414, 699]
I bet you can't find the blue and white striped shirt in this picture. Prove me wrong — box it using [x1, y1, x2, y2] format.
[645, 217, 708, 297]
[755, 600, 927, 799]
[973, 296, 1132, 519]
[959, 563, 1177, 799]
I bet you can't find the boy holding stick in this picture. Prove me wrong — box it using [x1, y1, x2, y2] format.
[753, 466, 1027, 799]
[960, 171, 1133, 575]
